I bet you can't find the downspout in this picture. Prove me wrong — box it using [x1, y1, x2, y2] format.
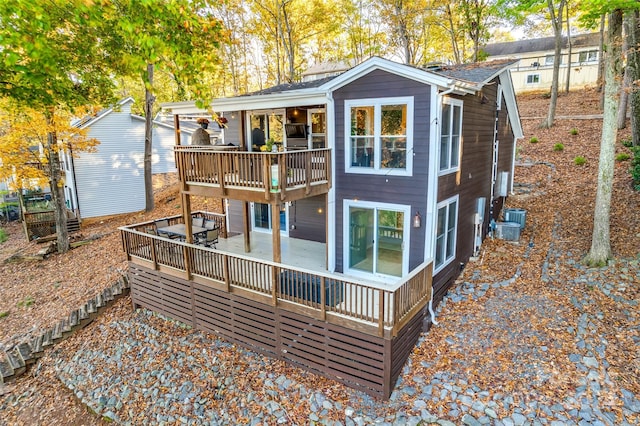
[326, 90, 336, 272]
[426, 83, 456, 326]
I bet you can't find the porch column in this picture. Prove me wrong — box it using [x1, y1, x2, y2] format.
[242, 201, 251, 252]
[271, 202, 281, 263]
[173, 114, 181, 146]
[181, 193, 193, 243]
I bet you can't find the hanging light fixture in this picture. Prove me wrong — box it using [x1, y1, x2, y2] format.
[413, 211, 422, 228]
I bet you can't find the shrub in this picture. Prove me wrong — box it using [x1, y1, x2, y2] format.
[554, 143, 564, 151]
[616, 153, 630, 161]
[630, 146, 640, 191]
[17, 296, 35, 308]
[570, 128, 579, 135]
[529, 136, 539, 143]
[0, 311, 9, 319]
[0, 228, 6, 243]
[622, 139, 633, 148]
[574, 156, 587, 166]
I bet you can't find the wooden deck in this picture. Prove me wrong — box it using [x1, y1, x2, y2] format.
[120, 219, 433, 398]
[174, 147, 332, 203]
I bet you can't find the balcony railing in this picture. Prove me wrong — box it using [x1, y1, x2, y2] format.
[174, 147, 331, 201]
[120, 220, 432, 338]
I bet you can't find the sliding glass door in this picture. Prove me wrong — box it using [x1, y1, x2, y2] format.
[252, 202, 288, 235]
[345, 201, 409, 278]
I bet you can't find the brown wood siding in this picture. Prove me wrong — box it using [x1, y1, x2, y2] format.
[433, 78, 516, 304]
[288, 195, 326, 242]
[332, 69, 432, 273]
[129, 263, 423, 399]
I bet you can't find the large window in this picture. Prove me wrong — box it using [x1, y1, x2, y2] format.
[435, 196, 458, 272]
[345, 97, 413, 175]
[439, 98, 462, 173]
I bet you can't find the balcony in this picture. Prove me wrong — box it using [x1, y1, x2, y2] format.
[120, 214, 433, 398]
[174, 146, 332, 203]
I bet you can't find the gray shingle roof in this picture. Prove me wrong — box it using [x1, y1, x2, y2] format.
[484, 33, 600, 56]
[429, 59, 518, 84]
[240, 58, 516, 98]
[242, 75, 340, 96]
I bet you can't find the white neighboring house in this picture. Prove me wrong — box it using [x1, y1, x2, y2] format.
[61, 97, 192, 220]
[484, 33, 600, 93]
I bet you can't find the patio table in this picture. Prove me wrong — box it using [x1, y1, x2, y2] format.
[157, 223, 207, 239]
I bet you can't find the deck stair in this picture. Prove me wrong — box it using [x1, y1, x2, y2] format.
[0, 275, 130, 384]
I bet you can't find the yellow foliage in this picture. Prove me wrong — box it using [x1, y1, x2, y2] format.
[0, 100, 100, 191]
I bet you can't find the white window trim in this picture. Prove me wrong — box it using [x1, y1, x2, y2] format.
[344, 97, 414, 177]
[434, 195, 459, 274]
[438, 97, 463, 176]
[342, 199, 411, 281]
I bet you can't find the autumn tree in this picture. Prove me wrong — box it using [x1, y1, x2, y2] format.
[343, 0, 389, 65]
[99, 0, 223, 212]
[579, 0, 640, 265]
[0, 104, 99, 216]
[626, 10, 640, 145]
[0, 1, 117, 253]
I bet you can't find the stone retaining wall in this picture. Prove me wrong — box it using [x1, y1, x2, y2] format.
[0, 276, 130, 383]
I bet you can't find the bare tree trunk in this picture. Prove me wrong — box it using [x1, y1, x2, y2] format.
[45, 110, 69, 253]
[540, 0, 565, 129]
[445, 4, 462, 64]
[585, 9, 623, 267]
[597, 15, 606, 109]
[617, 13, 632, 130]
[628, 10, 640, 145]
[564, 6, 571, 94]
[144, 63, 155, 212]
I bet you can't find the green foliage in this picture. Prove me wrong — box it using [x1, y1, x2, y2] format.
[554, 143, 564, 151]
[529, 136, 539, 143]
[616, 153, 630, 161]
[630, 146, 640, 190]
[17, 296, 35, 308]
[0, 1, 117, 110]
[574, 156, 587, 166]
[570, 128, 579, 135]
[0, 311, 9, 319]
[0, 228, 7, 243]
[621, 139, 633, 148]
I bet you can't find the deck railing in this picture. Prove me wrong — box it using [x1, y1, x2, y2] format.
[120, 222, 432, 338]
[174, 146, 331, 198]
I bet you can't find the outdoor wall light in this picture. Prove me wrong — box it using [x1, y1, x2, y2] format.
[413, 211, 422, 228]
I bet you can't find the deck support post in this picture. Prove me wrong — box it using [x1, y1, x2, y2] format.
[242, 201, 251, 252]
[181, 191, 193, 244]
[271, 202, 281, 263]
[378, 291, 385, 337]
[173, 114, 181, 146]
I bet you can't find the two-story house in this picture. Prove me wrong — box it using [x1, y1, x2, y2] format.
[121, 57, 523, 398]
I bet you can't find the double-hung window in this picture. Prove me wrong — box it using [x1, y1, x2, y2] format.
[345, 97, 413, 175]
[439, 98, 462, 174]
[435, 196, 458, 272]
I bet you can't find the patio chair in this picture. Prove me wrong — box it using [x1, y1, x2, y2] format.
[155, 219, 180, 239]
[204, 220, 217, 230]
[192, 217, 204, 227]
[198, 228, 219, 248]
